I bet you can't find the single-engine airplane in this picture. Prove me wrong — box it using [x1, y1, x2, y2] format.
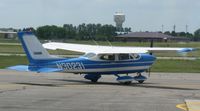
[7, 31, 196, 84]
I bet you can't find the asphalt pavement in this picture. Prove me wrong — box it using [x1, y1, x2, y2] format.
[0, 69, 199, 111]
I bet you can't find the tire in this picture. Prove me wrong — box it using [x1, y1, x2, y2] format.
[124, 81, 132, 85]
[138, 80, 144, 84]
[91, 79, 98, 83]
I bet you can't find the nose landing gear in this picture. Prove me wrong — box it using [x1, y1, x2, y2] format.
[133, 73, 147, 84]
[115, 75, 134, 85]
[115, 73, 147, 85]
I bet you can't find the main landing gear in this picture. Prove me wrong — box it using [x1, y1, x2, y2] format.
[84, 73, 147, 85]
[84, 74, 101, 83]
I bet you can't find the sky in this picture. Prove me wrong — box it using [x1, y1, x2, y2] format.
[0, 0, 200, 33]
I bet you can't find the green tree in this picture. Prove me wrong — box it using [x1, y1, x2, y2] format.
[63, 24, 76, 39]
[37, 25, 66, 39]
[164, 31, 171, 35]
[179, 32, 186, 37]
[36, 23, 130, 41]
[124, 27, 131, 33]
[171, 31, 177, 36]
[194, 29, 200, 41]
[185, 32, 193, 38]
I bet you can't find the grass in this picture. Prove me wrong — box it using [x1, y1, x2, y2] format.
[151, 59, 200, 73]
[0, 55, 200, 73]
[0, 56, 28, 68]
[0, 45, 24, 54]
[0, 40, 200, 57]
[0, 39, 19, 43]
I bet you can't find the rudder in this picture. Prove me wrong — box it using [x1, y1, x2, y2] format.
[17, 32, 58, 64]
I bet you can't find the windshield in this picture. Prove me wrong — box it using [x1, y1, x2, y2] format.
[83, 53, 96, 58]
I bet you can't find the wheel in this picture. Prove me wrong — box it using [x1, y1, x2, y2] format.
[91, 79, 98, 83]
[84, 74, 101, 83]
[124, 81, 132, 85]
[138, 80, 144, 84]
[137, 73, 142, 76]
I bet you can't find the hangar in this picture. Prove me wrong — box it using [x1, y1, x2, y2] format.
[115, 32, 190, 42]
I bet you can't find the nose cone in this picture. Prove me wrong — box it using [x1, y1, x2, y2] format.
[150, 55, 156, 61]
[141, 54, 156, 62]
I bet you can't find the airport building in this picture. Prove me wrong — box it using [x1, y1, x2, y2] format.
[115, 32, 190, 42]
[0, 28, 17, 39]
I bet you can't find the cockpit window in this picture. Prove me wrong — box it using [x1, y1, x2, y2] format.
[99, 54, 140, 61]
[83, 53, 96, 58]
[100, 54, 115, 61]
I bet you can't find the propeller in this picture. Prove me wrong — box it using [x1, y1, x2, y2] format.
[148, 39, 154, 77]
[147, 68, 151, 77]
[149, 39, 153, 55]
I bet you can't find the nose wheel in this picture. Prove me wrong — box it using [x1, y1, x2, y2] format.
[134, 73, 147, 84]
[114, 73, 147, 85]
[115, 74, 134, 85]
[138, 80, 144, 83]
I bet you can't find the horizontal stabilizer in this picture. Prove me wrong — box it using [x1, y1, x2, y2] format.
[7, 65, 62, 73]
[37, 68, 62, 73]
[7, 65, 29, 72]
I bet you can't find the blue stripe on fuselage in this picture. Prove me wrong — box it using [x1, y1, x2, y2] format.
[37, 53, 156, 73]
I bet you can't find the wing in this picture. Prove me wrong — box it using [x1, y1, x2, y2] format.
[43, 42, 196, 54]
[123, 47, 196, 53]
[43, 42, 148, 54]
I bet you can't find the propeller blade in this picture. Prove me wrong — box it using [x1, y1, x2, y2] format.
[148, 68, 151, 77]
[149, 40, 154, 55]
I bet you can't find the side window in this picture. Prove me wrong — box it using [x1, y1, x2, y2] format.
[100, 54, 115, 61]
[118, 54, 129, 60]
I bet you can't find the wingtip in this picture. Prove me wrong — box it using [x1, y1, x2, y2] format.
[178, 48, 197, 53]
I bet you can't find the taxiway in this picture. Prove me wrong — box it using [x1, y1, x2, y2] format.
[0, 69, 199, 111]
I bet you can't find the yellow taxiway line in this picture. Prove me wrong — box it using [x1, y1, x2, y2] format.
[176, 100, 200, 111]
[176, 103, 187, 111]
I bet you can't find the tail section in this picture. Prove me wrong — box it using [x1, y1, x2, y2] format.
[17, 32, 59, 64]
[7, 31, 63, 73]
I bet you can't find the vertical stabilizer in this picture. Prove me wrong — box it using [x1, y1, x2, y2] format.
[18, 32, 57, 64]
